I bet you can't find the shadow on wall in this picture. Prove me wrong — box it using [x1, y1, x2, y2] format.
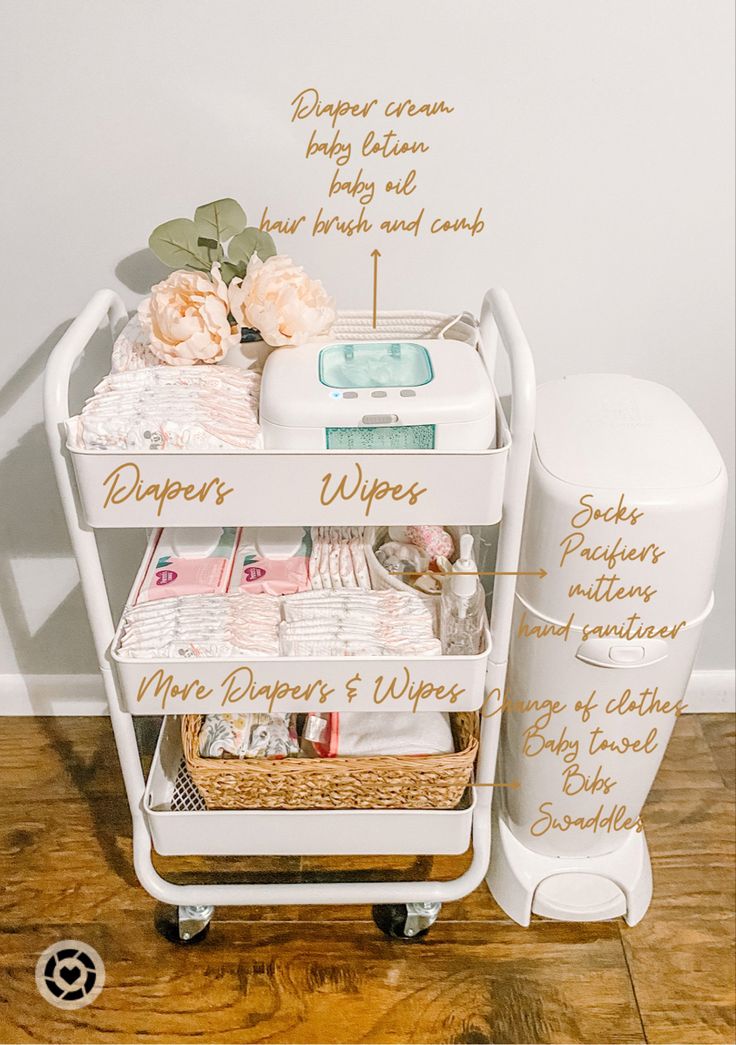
[0, 314, 145, 702]
[115, 249, 170, 294]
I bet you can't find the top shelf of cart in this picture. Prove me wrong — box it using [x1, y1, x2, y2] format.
[45, 292, 535, 529]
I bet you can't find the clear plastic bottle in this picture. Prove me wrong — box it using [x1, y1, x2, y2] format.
[440, 533, 486, 655]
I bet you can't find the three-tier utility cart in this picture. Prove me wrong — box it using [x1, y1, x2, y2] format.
[44, 288, 535, 941]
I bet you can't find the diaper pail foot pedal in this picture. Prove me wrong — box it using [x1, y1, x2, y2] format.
[487, 809, 652, 926]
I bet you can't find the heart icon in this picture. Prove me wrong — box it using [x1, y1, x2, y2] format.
[156, 570, 178, 586]
[58, 963, 81, 986]
[36, 939, 105, 1010]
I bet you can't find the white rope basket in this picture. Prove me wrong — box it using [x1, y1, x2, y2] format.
[333, 310, 479, 347]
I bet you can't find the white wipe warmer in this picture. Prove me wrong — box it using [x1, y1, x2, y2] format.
[487, 373, 727, 927]
[260, 339, 495, 450]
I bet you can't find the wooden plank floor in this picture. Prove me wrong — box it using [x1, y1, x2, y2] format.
[0, 713, 732, 1044]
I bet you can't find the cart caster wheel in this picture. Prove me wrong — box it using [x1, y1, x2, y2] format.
[155, 904, 214, 944]
[372, 901, 441, 940]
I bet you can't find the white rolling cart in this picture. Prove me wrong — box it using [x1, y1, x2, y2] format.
[44, 287, 536, 942]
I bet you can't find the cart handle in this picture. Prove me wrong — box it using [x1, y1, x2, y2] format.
[479, 289, 536, 445]
[44, 288, 128, 430]
[480, 289, 537, 665]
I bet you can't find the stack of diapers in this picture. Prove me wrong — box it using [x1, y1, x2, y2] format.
[117, 593, 280, 658]
[308, 527, 371, 590]
[198, 712, 300, 759]
[280, 589, 441, 656]
[302, 711, 454, 757]
[74, 365, 261, 451]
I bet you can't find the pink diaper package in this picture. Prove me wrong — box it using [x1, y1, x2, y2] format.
[230, 527, 311, 596]
[136, 527, 239, 603]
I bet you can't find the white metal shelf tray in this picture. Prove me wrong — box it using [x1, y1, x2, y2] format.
[113, 646, 490, 715]
[145, 719, 475, 857]
[111, 529, 491, 715]
[66, 399, 509, 528]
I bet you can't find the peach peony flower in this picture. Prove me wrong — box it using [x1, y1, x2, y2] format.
[229, 254, 336, 348]
[137, 265, 238, 365]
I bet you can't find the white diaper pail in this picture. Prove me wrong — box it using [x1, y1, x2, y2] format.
[487, 374, 727, 926]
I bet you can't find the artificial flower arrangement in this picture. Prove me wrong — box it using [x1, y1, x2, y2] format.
[138, 198, 336, 366]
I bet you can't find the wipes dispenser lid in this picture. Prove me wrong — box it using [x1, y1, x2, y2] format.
[319, 341, 434, 389]
[518, 374, 727, 624]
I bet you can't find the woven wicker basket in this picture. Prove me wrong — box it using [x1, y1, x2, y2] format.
[181, 712, 478, 810]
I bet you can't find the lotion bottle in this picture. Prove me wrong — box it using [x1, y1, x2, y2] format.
[440, 533, 485, 655]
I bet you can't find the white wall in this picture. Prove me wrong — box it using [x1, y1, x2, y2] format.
[0, 0, 733, 694]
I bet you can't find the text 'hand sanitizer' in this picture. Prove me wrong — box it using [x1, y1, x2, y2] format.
[440, 533, 485, 656]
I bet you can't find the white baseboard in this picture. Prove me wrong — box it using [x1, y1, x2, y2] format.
[1, 669, 734, 716]
[683, 669, 736, 713]
[0, 674, 108, 715]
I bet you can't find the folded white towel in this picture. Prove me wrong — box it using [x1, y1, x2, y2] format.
[306, 711, 454, 757]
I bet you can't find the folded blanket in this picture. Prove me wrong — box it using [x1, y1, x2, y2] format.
[303, 711, 454, 758]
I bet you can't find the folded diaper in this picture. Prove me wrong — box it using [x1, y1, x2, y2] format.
[198, 712, 299, 759]
[308, 528, 371, 590]
[110, 313, 160, 372]
[303, 711, 454, 757]
[280, 589, 441, 657]
[117, 592, 281, 658]
[75, 365, 262, 451]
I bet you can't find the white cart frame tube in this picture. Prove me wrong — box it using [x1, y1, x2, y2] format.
[44, 288, 535, 909]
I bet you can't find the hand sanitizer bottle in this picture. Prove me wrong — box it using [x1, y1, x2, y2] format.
[440, 533, 485, 655]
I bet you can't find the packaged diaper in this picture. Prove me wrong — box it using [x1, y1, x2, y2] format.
[136, 528, 238, 603]
[199, 713, 300, 759]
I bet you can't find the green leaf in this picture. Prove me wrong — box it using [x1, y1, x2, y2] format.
[148, 218, 212, 271]
[220, 260, 246, 284]
[194, 198, 247, 243]
[228, 227, 277, 267]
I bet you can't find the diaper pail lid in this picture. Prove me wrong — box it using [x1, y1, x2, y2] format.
[534, 374, 723, 490]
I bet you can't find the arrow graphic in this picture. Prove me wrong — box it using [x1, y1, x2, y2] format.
[396, 568, 548, 579]
[370, 248, 381, 327]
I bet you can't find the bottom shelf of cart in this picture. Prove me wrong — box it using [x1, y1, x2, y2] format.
[144, 719, 475, 858]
